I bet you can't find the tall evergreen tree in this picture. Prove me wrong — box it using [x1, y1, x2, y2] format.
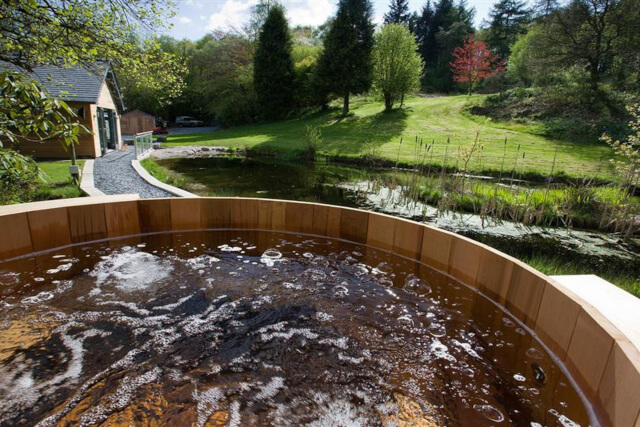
[415, 0, 474, 92]
[316, 0, 375, 115]
[485, 0, 532, 60]
[253, 5, 295, 120]
[384, 0, 411, 25]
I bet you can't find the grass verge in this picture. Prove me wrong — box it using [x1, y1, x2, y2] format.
[140, 158, 185, 188]
[32, 160, 85, 201]
[165, 95, 617, 181]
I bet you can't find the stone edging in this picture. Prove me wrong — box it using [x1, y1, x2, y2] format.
[131, 158, 198, 198]
[79, 160, 106, 197]
[0, 197, 638, 426]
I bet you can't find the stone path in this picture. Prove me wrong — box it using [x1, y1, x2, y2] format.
[94, 150, 172, 198]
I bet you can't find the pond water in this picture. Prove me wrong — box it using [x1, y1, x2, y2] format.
[0, 230, 592, 426]
[156, 156, 640, 277]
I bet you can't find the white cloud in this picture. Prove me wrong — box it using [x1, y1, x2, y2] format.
[179, 16, 192, 24]
[206, 0, 335, 32]
[186, 0, 204, 10]
[207, 0, 258, 31]
[287, 0, 335, 27]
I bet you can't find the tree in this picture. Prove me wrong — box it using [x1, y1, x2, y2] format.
[373, 24, 424, 111]
[316, 0, 375, 115]
[384, 0, 412, 25]
[539, 0, 640, 91]
[414, 0, 475, 92]
[254, 5, 295, 120]
[0, 71, 87, 149]
[451, 34, 504, 94]
[485, 0, 532, 60]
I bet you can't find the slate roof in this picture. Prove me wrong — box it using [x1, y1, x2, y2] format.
[0, 61, 122, 108]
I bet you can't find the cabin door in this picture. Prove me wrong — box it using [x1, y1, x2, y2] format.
[97, 108, 118, 155]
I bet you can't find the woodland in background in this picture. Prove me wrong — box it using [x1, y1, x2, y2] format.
[123, 0, 639, 146]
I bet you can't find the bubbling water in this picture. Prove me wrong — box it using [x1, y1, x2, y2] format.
[0, 230, 592, 426]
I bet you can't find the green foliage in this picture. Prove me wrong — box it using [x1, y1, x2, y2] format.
[414, 0, 475, 92]
[473, 86, 635, 142]
[372, 24, 423, 112]
[484, 0, 532, 60]
[536, 0, 640, 90]
[383, 0, 412, 25]
[0, 71, 88, 148]
[601, 104, 640, 186]
[0, 0, 184, 107]
[254, 5, 296, 120]
[140, 158, 185, 188]
[0, 149, 43, 204]
[303, 125, 323, 160]
[315, 0, 375, 115]
[170, 35, 257, 126]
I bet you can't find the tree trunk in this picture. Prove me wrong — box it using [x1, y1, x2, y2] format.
[342, 91, 350, 116]
[384, 92, 394, 112]
[400, 93, 405, 107]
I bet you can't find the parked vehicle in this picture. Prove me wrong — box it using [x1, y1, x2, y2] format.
[175, 116, 203, 127]
[153, 125, 169, 135]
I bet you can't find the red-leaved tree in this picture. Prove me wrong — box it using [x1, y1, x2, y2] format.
[451, 35, 504, 95]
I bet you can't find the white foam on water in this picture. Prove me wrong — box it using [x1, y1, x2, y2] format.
[474, 404, 505, 423]
[337, 353, 365, 364]
[97, 301, 150, 316]
[187, 255, 220, 270]
[514, 373, 526, 382]
[452, 339, 481, 359]
[282, 281, 303, 290]
[194, 386, 225, 427]
[319, 337, 349, 349]
[152, 295, 194, 311]
[307, 396, 371, 427]
[218, 244, 243, 252]
[0, 271, 20, 285]
[21, 291, 54, 304]
[260, 249, 283, 267]
[260, 327, 319, 342]
[90, 249, 173, 292]
[79, 367, 162, 426]
[315, 312, 334, 322]
[254, 376, 285, 401]
[228, 400, 242, 427]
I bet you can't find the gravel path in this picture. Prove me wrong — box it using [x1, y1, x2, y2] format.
[94, 151, 172, 198]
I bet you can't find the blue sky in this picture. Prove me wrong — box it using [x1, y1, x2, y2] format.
[165, 0, 497, 40]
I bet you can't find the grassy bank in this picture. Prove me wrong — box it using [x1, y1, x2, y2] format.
[166, 95, 617, 180]
[140, 158, 185, 188]
[34, 160, 84, 201]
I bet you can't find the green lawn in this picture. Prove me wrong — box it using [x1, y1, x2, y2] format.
[35, 160, 85, 200]
[166, 95, 617, 180]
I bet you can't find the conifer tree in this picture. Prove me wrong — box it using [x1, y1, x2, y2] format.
[485, 0, 531, 60]
[384, 0, 412, 25]
[253, 5, 295, 120]
[315, 0, 375, 115]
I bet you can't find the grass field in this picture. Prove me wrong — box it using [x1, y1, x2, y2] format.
[35, 160, 85, 200]
[166, 95, 617, 180]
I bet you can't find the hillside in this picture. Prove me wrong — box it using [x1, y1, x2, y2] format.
[166, 95, 617, 180]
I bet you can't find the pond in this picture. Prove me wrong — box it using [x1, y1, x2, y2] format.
[155, 156, 640, 288]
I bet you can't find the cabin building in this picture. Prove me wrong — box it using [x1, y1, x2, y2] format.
[0, 61, 124, 159]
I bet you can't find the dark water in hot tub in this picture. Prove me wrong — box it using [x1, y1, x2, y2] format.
[0, 230, 591, 426]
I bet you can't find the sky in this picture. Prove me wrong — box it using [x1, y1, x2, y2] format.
[165, 0, 497, 41]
